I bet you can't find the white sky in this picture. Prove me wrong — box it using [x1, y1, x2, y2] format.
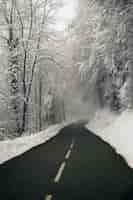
[55, 1, 77, 31]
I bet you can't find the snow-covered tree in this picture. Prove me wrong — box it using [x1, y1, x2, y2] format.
[72, 0, 133, 112]
[0, 0, 63, 135]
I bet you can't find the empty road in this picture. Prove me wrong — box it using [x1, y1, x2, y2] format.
[0, 123, 133, 200]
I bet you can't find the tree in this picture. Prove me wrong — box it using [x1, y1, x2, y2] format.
[0, 0, 62, 135]
[72, 0, 133, 112]
[0, 0, 22, 134]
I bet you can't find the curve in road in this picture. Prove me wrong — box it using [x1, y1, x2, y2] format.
[0, 123, 133, 200]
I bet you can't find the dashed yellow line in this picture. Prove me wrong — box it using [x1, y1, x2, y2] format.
[65, 149, 72, 160]
[45, 139, 75, 198]
[54, 139, 75, 183]
[54, 161, 66, 183]
[70, 139, 75, 149]
[45, 194, 53, 200]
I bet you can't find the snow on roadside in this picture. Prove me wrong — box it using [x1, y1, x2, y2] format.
[0, 123, 66, 165]
[87, 109, 133, 168]
[86, 108, 118, 133]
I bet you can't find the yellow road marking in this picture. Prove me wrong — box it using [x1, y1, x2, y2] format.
[70, 139, 75, 149]
[66, 139, 75, 159]
[65, 149, 71, 160]
[45, 194, 53, 200]
[54, 161, 66, 183]
[45, 139, 76, 199]
[53, 139, 75, 183]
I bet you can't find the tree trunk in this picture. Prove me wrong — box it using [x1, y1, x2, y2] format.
[8, 39, 21, 134]
[7, 1, 21, 135]
[20, 101, 27, 134]
[39, 76, 42, 131]
[34, 78, 38, 131]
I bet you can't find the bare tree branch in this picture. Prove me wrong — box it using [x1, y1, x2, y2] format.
[27, 0, 33, 41]
[14, 2, 24, 39]
[26, 0, 48, 101]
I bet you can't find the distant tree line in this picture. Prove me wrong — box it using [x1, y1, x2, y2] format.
[0, 0, 66, 138]
[72, 0, 133, 112]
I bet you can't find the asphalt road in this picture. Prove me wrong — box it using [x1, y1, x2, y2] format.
[0, 123, 133, 200]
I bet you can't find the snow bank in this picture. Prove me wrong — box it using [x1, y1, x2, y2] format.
[0, 123, 66, 164]
[87, 109, 133, 168]
[86, 108, 118, 132]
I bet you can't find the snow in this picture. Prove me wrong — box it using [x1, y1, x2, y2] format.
[87, 109, 133, 168]
[0, 123, 66, 164]
[86, 108, 118, 132]
[1, 108, 133, 170]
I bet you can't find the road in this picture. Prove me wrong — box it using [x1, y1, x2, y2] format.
[0, 123, 133, 200]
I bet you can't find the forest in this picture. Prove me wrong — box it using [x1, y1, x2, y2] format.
[0, 0, 133, 139]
